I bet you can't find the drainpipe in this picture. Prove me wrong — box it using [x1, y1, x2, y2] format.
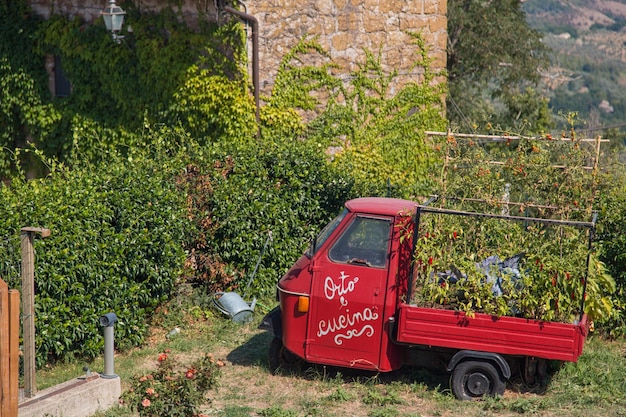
[223, 6, 260, 135]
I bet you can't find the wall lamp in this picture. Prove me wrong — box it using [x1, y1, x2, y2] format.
[101, 0, 126, 43]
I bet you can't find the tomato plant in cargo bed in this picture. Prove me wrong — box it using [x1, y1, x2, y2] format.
[412, 132, 616, 322]
[411, 213, 613, 322]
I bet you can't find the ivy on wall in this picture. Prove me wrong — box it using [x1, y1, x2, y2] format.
[35, 7, 243, 127]
[0, 0, 46, 79]
[295, 33, 448, 197]
[0, 1, 55, 178]
[1, 0, 245, 172]
[0, 58, 61, 178]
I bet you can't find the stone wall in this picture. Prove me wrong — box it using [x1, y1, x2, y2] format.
[29, 0, 109, 22]
[246, 0, 448, 96]
[28, 1, 216, 25]
[27, 0, 447, 96]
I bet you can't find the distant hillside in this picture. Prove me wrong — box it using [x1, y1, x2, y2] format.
[524, 0, 626, 32]
[523, 0, 626, 135]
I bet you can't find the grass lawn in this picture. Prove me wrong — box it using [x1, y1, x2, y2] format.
[36, 287, 626, 417]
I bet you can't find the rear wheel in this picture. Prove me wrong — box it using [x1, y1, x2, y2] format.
[521, 357, 547, 385]
[451, 360, 506, 400]
[268, 337, 305, 374]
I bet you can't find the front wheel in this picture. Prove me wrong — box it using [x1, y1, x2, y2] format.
[268, 337, 305, 375]
[451, 360, 506, 400]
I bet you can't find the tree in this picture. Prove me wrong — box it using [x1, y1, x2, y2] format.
[447, 0, 550, 133]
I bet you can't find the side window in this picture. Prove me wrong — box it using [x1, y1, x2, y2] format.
[328, 216, 391, 268]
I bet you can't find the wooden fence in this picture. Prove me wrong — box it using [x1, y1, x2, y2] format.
[0, 279, 19, 417]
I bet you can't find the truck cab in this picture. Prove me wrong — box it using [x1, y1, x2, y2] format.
[272, 198, 415, 372]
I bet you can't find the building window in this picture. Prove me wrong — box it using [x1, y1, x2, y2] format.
[45, 55, 71, 97]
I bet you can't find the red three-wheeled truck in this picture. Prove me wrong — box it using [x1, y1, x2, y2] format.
[260, 197, 592, 400]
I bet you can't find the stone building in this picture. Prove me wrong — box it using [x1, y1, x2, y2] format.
[28, 0, 447, 97]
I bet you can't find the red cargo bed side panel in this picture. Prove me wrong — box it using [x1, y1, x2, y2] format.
[397, 304, 587, 362]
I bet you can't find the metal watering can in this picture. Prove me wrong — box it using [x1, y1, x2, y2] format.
[212, 231, 271, 324]
[213, 292, 257, 324]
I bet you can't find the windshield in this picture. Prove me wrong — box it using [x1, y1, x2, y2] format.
[306, 208, 348, 257]
[328, 216, 391, 268]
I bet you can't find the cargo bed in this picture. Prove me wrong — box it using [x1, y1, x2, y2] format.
[396, 304, 589, 362]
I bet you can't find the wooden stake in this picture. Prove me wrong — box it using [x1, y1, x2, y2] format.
[9, 289, 19, 417]
[0, 279, 9, 416]
[20, 227, 50, 399]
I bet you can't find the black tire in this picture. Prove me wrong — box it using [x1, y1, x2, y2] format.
[521, 356, 548, 385]
[268, 337, 305, 375]
[451, 360, 506, 400]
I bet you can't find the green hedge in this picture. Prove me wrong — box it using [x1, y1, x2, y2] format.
[180, 138, 355, 296]
[0, 130, 355, 363]
[0, 154, 191, 364]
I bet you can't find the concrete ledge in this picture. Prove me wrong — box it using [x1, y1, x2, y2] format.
[19, 374, 121, 417]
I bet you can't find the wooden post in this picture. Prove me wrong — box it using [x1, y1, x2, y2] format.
[20, 227, 50, 399]
[593, 135, 602, 173]
[0, 279, 8, 416]
[9, 289, 19, 417]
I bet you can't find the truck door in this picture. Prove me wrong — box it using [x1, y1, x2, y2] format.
[307, 214, 392, 370]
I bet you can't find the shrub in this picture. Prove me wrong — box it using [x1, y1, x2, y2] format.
[595, 164, 626, 335]
[121, 350, 221, 417]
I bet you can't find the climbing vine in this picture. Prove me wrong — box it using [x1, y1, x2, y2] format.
[316, 33, 446, 197]
[34, 4, 244, 128]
